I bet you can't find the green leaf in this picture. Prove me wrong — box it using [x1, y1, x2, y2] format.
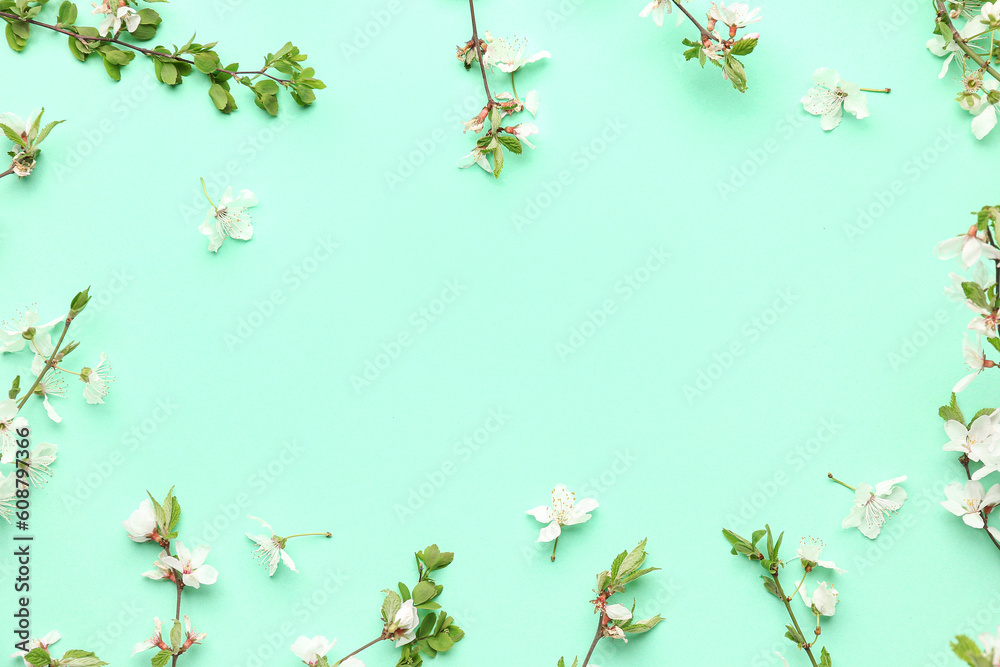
[426, 633, 453, 652]
[723, 53, 748, 93]
[492, 145, 503, 178]
[193, 52, 219, 73]
[988, 337, 1000, 354]
[57, 1, 77, 26]
[618, 539, 647, 578]
[169, 619, 183, 652]
[168, 494, 181, 532]
[940, 393, 965, 424]
[729, 36, 758, 55]
[784, 624, 806, 647]
[9, 375, 19, 400]
[953, 634, 985, 666]
[5, 23, 26, 52]
[381, 589, 402, 622]
[762, 575, 781, 598]
[159, 61, 178, 85]
[23, 648, 50, 666]
[34, 120, 64, 147]
[151, 650, 172, 667]
[416, 611, 436, 638]
[498, 135, 522, 154]
[819, 647, 832, 667]
[254, 79, 279, 95]
[963, 281, 990, 310]
[411, 580, 437, 605]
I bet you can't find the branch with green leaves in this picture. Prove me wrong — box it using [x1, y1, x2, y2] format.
[291, 545, 464, 667]
[637, 0, 761, 93]
[557, 539, 663, 667]
[125, 488, 214, 667]
[723, 526, 839, 667]
[0, 0, 323, 116]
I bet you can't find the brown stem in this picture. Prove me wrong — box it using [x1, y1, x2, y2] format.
[0, 167, 14, 179]
[171, 577, 183, 667]
[15, 314, 71, 411]
[770, 572, 819, 667]
[0, 11, 288, 83]
[334, 636, 386, 666]
[934, 1, 1000, 81]
[467, 0, 494, 107]
[580, 618, 603, 667]
[670, 0, 718, 43]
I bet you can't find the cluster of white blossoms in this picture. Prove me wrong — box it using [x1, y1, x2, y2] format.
[289, 600, 420, 667]
[927, 2, 1000, 139]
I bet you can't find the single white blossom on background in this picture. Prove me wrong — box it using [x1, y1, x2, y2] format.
[161, 542, 219, 588]
[30, 354, 65, 422]
[97, 5, 140, 36]
[526, 484, 599, 543]
[796, 581, 839, 617]
[936, 225, 1000, 268]
[796, 537, 846, 573]
[801, 67, 869, 131]
[18, 442, 57, 488]
[246, 515, 298, 576]
[80, 352, 114, 404]
[944, 414, 999, 461]
[955, 334, 994, 393]
[485, 37, 550, 73]
[941, 479, 1000, 528]
[131, 618, 166, 656]
[122, 498, 158, 542]
[0, 308, 61, 355]
[0, 471, 14, 523]
[198, 182, 257, 253]
[141, 549, 174, 581]
[390, 599, 420, 647]
[0, 398, 28, 464]
[10, 631, 60, 667]
[291, 636, 336, 666]
[841, 476, 907, 539]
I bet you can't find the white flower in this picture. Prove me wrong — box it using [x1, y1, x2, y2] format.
[796, 581, 839, 617]
[936, 224, 1000, 268]
[161, 542, 219, 588]
[246, 515, 298, 576]
[457, 147, 491, 172]
[485, 37, 550, 73]
[198, 185, 257, 253]
[132, 618, 166, 656]
[947, 263, 996, 301]
[122, 498, 158, 542]
[30, 354, 66, 423]
[0, 308, 61, 355]
[11, 631, 61, 667]
[639, 0, 669, 27]
[941, 479, 1000, 529]
[944, 415, 999, 462]
[524, 89, 539, 116]
[605, 603, 632, 621]
[971, 78, 1000, 139]
[526, 484, 599, 542]
[18, 442, 57, 488]
[968, 302, 1000, 338]
[0, 398, 27, 464]
[291, 636, 336, 666]
[927, 33, 962, 78]
[81, 352, 114, 404]
[0, 471, 14, 523]
[510, 123, 539, 149]
[955, 334, 994, 393]
[801, 68, 869, 131]
[182, 616, 206, 650]
[604, 625, 628, 642]
[841, 476, 907, 539]
[141, 549, 174, 581]
[795, 537, 846, 573]
[98, 6, 140, 36]
[391, 599, 420, 646]
[979, 626, 1000, 666]
[715, 2, 762, 29]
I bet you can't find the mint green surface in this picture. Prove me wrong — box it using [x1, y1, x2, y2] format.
[2, 1, 997, 665]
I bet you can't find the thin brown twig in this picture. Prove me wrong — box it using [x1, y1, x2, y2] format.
[467, 0, 494, 107]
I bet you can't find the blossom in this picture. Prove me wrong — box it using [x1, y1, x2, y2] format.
[936, 224, 1000, 268]
[494, 91, 539, 117]
[132, 618, 168, 656]
[841, 476, 907, 539]
[80, 352, 114, 404]
[955, 335, 994, 393]
[604, 625, 628, 642]
[0, 110, 39, 146]
[639, 0, 670, 27]
[485, 37, 550, 73]
[161, 542, 219, 588]
[390, 600, 420, 647]
[30, 354, 65, 422]
[927, 33, 962, 78]
[0, 398, 27, 464]
[0, 471, 14, 523]
[198, 185, 257, 253]
[122, 498, 158, 542]
[801, 68, 869, 131]
[526, 484, 599, 542]
[605, 603, 632, 621]
[979, 627, 1000, 666]
[972, 80, 1000, 139]
[0, 308, 61, 355]
[946, 263, 996, 301]
[941, 479, 1000, 528]
[796, 581, 839, 616]
[509, 123, 539, 149]
[18, 442, 57, 488]
[713, 2, 762, 30]
[11, 631, 60, 667]
[141, 549, 175, 581]
[180, 616, 206, 652]
[291, 636, 336, 666]
[246, 515, 298, 576]
[944, 415, 999, 462]
[457, 147, 491, 172]
[795, 537, 846, 573]
[968, 303, 999, 338]
[98, 6, 140, 36]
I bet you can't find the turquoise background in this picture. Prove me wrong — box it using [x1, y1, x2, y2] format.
[2, 0, 999, 665]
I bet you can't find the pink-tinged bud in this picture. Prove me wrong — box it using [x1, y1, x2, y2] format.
[706, 17, 717, 30]
[745, 32, 759, 40]
[729, 24, 737, 38]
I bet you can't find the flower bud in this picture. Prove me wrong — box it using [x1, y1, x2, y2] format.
[69, 287, 91, 317]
